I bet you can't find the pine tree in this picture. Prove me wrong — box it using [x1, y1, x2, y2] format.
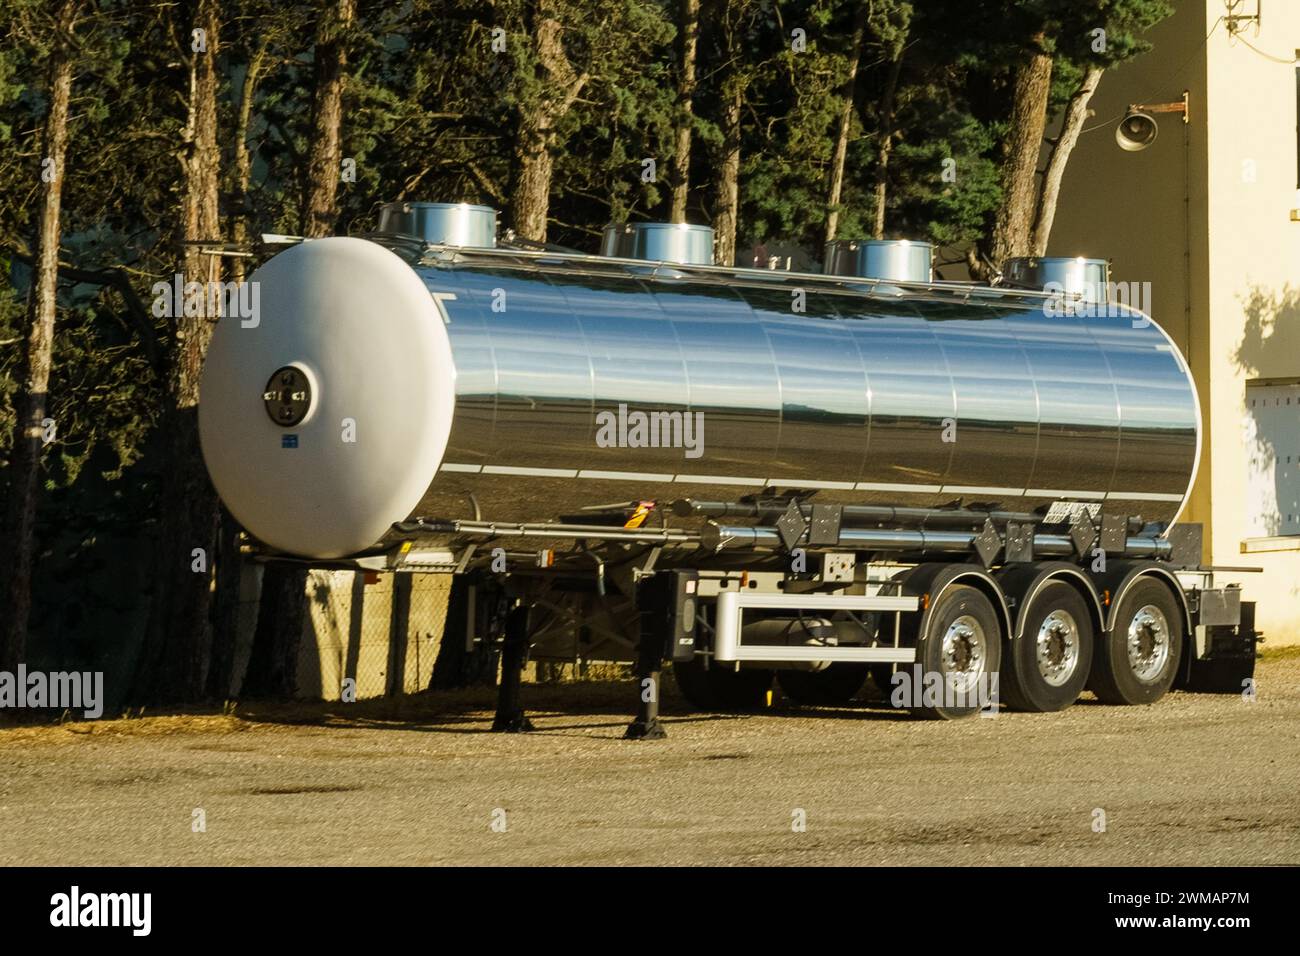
[0, 0, 83, 670]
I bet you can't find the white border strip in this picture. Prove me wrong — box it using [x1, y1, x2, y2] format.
[1107, 491, 1186, 502]
[577, 469, 676, 482]
[855, 481, 943, 494]
[672, 473, 769, 487]
[482, 465, 578, 478]
[1026, 488, 1105, 499]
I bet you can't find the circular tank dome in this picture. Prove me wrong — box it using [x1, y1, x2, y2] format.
[198, 237, 456, 558]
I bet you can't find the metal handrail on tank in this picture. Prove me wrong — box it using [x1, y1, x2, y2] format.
[369, 236, 1102, 314]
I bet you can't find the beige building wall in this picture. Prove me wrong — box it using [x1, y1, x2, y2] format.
[1051, 0, 1300, 644]
[297, 571, 451, 700]
[228, 568, 458, 702]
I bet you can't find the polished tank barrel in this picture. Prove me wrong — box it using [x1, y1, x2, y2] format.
[198, 237, 1200, 559]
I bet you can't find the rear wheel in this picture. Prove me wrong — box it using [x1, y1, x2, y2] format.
[1001, 581, 1094, 712]
[777, 664, 870, 706]
[909, 584, 1002, 720]
[672, 659, 773, 711]
[1089, 577, 1183, 705]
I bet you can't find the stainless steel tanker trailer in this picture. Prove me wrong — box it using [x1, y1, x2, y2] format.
[198, 202, 1259, 738]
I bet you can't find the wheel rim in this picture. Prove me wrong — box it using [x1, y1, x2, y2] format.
[940, 614, 987, 695]
[1035, 609, 1080, 687]
[1126, 604, 1171, 682]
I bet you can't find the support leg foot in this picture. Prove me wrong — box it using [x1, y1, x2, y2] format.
[623, 716, 667, 740]
[491, 711, 535, 733]
[491, 602, 532, 733]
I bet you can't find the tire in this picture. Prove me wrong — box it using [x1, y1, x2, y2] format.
[777, 664, 870, 706]
[1000, 581, 1094, 712]
[671, 659, 773, 711]
[1089, 577, 1183, 705]
[908, 584, 1002, 720]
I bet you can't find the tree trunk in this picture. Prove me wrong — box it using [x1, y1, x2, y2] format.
[0, 0, 79, 671]
[712, 80, 742, 266]
[206, 506, 243, 699]
[871, 49, 905, 240]
[509, 6, 587, 242]
[301, 0, 354, 237]
[980, 37, 1052, 278]
[511, 120, 555, 241]
[135, 0, 223, 703]
[1031, 65, 1104, 256]
[240, 563, 305, 698]
[669, 0, 700, 224]
[230, 41, 267, 284]
[206, 42, 269, 699]
[824, 4, 867, 246]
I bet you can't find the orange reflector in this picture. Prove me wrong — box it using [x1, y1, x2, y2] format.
[741, 571, 750, 588]
[623, 501, 655, 529]
[921, 592, 930, 611]
[1103, 588, 1111, 606]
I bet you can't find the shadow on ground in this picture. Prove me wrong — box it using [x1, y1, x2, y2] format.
[4, 645, 1294, 740]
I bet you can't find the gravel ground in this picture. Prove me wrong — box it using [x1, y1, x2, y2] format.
[1, 651, 1297, 866]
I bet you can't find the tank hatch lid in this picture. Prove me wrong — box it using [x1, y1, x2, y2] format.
[823, 239, 933, 283]
[600, 222, 715, 265]
[1003, 256, 1110, 303]
[377, 201, 497, 247]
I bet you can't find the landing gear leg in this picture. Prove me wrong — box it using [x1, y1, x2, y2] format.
[624, 633, 667, 740]
[625, 576, 670, 740]
[491, 602, 534, 732]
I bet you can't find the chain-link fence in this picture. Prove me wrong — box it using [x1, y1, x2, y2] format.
[298, 571, 453, 700]
[226, 567, 453, 701]
[226, 566, 637, 702]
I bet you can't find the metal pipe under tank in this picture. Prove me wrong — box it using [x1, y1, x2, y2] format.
[699, 522, 1172, 559]
[678, 498, 1037, 528]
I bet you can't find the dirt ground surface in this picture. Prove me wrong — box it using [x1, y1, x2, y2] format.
[2, 650, 1297, 867]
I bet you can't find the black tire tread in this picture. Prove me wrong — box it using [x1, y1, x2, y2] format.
[1000, 580, 1095, 713]
[1089, 577, 1183, 705]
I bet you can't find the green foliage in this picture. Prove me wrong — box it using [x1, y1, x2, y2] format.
[0, 0, 1173, 679]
